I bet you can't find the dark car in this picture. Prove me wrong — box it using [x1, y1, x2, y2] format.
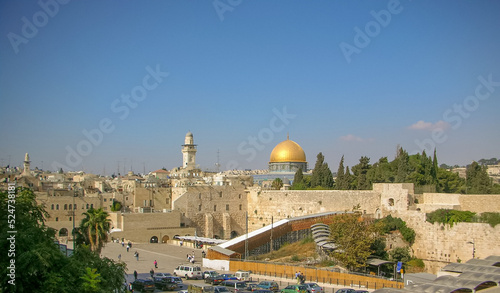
[253, 290, 274, 293]
[219, 274, 238, 280]
[257, 281, 279, 292]
[154, 276, 178, 291]
[246, 283, 260, 291]
[335, 289, 356, 293]
[132, 279, 156, 292]
[222, 280, 247, 293]
[354, 291, 369, 293]
[214, 286, 232, 293]
[205, 274, 225, 285]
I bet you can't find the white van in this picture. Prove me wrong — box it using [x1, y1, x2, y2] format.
[234, 271, 251, 281]
[174, 265, 202, 280]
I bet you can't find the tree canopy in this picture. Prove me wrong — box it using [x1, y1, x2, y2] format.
[311, 152, 334, 189]
[0, 188, 126, 292]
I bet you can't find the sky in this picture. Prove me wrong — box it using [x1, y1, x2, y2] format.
[1, 1, 500, 175]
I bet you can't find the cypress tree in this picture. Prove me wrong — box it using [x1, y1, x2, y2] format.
[336, 155, 345, 190]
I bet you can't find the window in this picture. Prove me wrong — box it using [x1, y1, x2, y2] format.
[199, 193, 201, 199]
[51, 204, 54, 210]
[199, 205, 202, 211]
[388, 198, 394, 206]
[104, 198, 107, 202]
[219, 191, 222, 197]
[214, 205, 217, 212]
[239, 204, 242, 211]
[239, 194, 241, 199]
[69, 217, 72, 221]
[86, 204, 89, 209]
[69, 204, 72, 210]
[226, 204, 229, 211]
[90, 204, 93, 209]
[64, 204, 67, 210]
[55, 217, 58, 221]
[56, 204, 59, 210]
[74, 204, 77, 210]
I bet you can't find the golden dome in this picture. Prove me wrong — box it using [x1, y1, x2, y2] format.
[269, 138, 306, 163]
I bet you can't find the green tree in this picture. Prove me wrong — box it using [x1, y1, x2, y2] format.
[329, 212, 381, 271]
[81, 267, 101, 293]
[389, 247, 411, 263]
[80, 208, 111, 253]
[292, 168, 304, 189]
[272, 178, 283, 190]
[466, 161, 492, 194]
[351, 156, 371, 190]
[394, 147, 409, 183]
[335, 155, 346, 190]
[311, 152, 334, 189]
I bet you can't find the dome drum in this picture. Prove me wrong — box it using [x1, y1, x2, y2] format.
[269, 137, 308, 173]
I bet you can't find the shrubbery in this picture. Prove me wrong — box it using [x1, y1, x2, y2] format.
[378, 215, 416, 245]
[426, 209, 476, 227]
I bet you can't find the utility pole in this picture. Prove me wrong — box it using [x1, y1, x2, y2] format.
[270, 216, 273, 253]
[245, 211, 248, 260]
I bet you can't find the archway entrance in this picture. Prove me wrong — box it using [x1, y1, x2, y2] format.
[150, 236, 158, 243]
[162, 235, 170, 243]
[59, 228, 68, 237]
[230, 231, 239, 239]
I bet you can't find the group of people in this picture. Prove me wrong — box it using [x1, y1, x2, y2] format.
[295, 271, 305, 284]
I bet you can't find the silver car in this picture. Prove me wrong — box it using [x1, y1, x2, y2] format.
[304, 283, 323, 293]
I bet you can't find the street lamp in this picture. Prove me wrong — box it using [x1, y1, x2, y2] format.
[467, 241, 475, 259]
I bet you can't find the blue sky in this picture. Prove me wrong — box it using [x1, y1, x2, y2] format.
[1, 1, 499, 175]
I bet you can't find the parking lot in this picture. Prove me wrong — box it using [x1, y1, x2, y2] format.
[100, 241, 373, 292]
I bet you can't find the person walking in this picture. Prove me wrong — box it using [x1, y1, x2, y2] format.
[154, 260, 158, 269]
[126, 244, 130, 252]
[150, 268, 155, 279]
[133, 270, 138, 280]
[118, 254, 121, 261]
[134, 251, 139, 261]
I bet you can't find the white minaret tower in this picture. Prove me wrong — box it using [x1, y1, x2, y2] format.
[182, 131, 197, 170]
[22, 153, 31, 176]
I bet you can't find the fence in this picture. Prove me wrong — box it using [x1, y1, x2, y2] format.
[230, 260, 403, 290]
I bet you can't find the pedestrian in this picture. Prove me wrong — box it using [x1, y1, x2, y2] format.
[202, 250, 206, 258]
[150, 268, 154, 279]
[118, 254, 121, 261]
[180, 240, 183, 246]
[134, 270, 138, 280]
[128, 282, 133, 292]
[154, 260, 158, 269]
[126, 245, 130, 252]
[134, 251, 139, 261]
[122, 241, 124, 247]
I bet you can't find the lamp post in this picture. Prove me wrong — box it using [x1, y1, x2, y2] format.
[467, 241, 475, 259]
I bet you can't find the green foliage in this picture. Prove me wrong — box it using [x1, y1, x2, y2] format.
[478, 212, 500, 227]
[110, 201, 122, 212]
[351, 156, 371, 190]
[300, 236, 314, 244]
[406, 258, 425, 268]
[291, 255, 300, 261]
[271, 178, 283, 190]
[426, 209, 476, 227]
[311, 152, 334, 189]
[81, 267, 101, 293]
[329, 213, 381, 270]
[466, 161, 493, 194]
[0, 188, 126, 292]
[377, 215, 416, 245]
[79, 208, 111, 253]
[370, 237, 388, 259]
[389, 247, 411, 263]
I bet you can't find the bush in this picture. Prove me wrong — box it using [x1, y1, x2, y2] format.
[378, 215, 416, 245]
[479, 212, 500, 227]
[426, 209, 476, 227]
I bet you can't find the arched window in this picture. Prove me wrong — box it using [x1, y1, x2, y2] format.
[59, 228, 68, 236]
[56, 204, 59, 210]
[69, 204, 72, 210]
[90, 204, 93, 209]
[51, 204, 54, 210]
[64, 204, 67, 210]
[74, 204, 77, 210]
[86, 204, 89, 209]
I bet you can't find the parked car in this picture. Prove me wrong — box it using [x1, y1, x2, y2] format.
[280, 285, 307, 293]
[170, 276, 184, 287]
[132, 279, 155, 292]
[219, 274, 238, 280]
[155, 272, 172, 278]
[354, 291, 369, 293]
[205, 274, 225, 285]
[257, 281, 279, 292]
[204, 270, 218, 279]
[222, 280, 247, 293]
[214, 286, 232, 293]
[335, 289, 356, 293]
[253, 290, 274, 293]
[174, 265, 203, 280]
[246, 283, 260, 291]
[303, 283, 324, 293]
[153, 277, 178, 291]
[235, 270, 251, 281]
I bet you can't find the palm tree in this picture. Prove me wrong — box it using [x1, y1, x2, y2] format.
[80, 208, 111, 253]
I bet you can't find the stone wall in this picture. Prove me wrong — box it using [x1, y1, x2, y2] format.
[246, 188, 383, 231]
[394, 210, 500, 274]
[417, 193, 500, 213]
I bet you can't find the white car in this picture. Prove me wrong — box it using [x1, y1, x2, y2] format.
[173, 265, 202, 280]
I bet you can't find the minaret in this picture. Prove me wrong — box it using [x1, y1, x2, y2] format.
[22, 153, 31, 176]
[182, 131, 197, 170]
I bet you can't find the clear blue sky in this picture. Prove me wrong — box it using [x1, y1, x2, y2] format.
[1, 1, 499, 175]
